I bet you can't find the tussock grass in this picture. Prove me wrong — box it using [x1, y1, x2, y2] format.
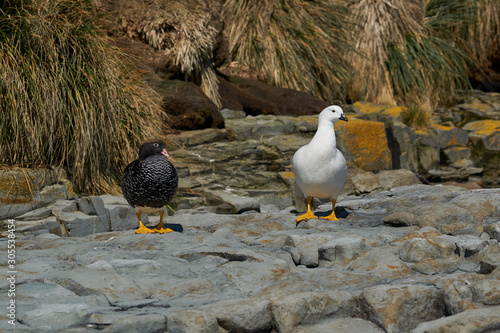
[118, 0, 221, 107]
[347, 0, 481, 109]
[346, 0, 424, 104]
[460, 0, 500, 81]
[401, 103, 433, 130]
[222, 0, 352, 102]
[385, 0, 474, 107]
[0, 0, 164, 194]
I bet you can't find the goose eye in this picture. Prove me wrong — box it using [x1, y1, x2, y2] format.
[153, 143, 159, 147]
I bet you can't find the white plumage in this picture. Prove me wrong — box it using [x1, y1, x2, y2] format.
[292, 105, 348, 222]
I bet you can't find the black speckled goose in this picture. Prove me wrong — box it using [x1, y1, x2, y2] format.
[121, 138, 178, 234]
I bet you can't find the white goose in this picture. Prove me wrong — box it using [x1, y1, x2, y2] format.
[292, 105, 348, 222]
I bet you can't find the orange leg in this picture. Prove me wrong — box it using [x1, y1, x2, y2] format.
[296, 197, 319, 222]
[135, 212, 155, 234]
[321, 199, 339, 221]
[154, 210, 174, 234]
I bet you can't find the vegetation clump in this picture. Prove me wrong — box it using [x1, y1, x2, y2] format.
[0, 0, 164, 194]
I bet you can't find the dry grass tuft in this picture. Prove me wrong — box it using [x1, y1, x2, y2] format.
[461, 0, 500, 81]
[401, 103, 433, 130]
[346, 0, 424, 104]
[221, 0, 352, 103]
[118, 0, 221, 107]
[0, 0, 164, 194]
[348, 0, 477, 109]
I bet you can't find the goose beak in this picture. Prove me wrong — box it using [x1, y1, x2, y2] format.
[340, 114, 348, 122]
[161, 149, 170, 158]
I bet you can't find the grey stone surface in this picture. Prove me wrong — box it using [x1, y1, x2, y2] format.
[411, 306, 500, 333]
[2, 184, 500, 332]
[362, 284, 445, 333]
[293, 318, 385, 333]
[2, 96, 500, 332]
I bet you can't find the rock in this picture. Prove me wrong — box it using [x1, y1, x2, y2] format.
[471, 279, 500, 305]
[283, 234, 343, 267]
[5, 184, 500, 332]
[391, 120, 419, 171]
[376, 169, 421, 189]
[449, 189, 500, 224]
[384, 211, 417, 227]
[166, 309, 219, 333]
[165, 128, 229, 150]
[362, 284, 445, 333]
[411, 306, 500, 333]
[204, 298, 272, 333]
[411, 257, 461, 275]
[455, 91, 500, 121]
[443, 147, 474, 167]
[434, 125, 469, 149]
[76, 197, 98, 215]
[219, 75, 329, 116]
[463, 119, 500, 151]
[220, 108, 246, 119]
[398, 236, 457, 263]
[336, 118, 393, 171]
[350, 169, 382, 194]
[18, 303, 92, 331]
[270, 291, 359, 333]
[13, 216, 60, 235]
[348, 250, 414, 279]
[155, 80, 224, 130]
[15, 207, 52, 220]
[0, 167, 74, 219]
[352, 101, 407, 119]
[417, 143, 440, 173]
[89, 312, 166, 333]
[318, 237, 368, 265]
[205, 190, 260, 214]
[484, 222, 500, 241]
[384, 202, 476, 235]
[293, 318, 385, 333]
[45, 268, 148, 304]
[222, 259, 290, 295]
[53, 210, 108, 237]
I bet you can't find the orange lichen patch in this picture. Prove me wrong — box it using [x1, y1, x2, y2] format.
[463, 120, 500, 136]
[279, 171, 295, 180]
[415, 129, 428, 135]
[353, 101, 387, 114]
[383, 106, 407, 118]
[336, 118, 392, 170]
[433, 124, 454, 131]
[353, 101, 407, 119]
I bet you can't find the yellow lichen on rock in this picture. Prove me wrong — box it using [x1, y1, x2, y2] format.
[383, 106, 407, 118]
[353, 101, 387, 114]
[336, 118, 392, 170]
[463, 120, 500, 136]
[433, 124, 454, 131]
[353, 101, 407, 119]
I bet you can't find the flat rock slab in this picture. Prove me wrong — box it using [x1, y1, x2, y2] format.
[2, 184, 500, 332]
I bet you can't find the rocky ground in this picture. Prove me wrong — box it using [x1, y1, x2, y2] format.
[1, 184, 500, 333]
[1, 93, 499, 332]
